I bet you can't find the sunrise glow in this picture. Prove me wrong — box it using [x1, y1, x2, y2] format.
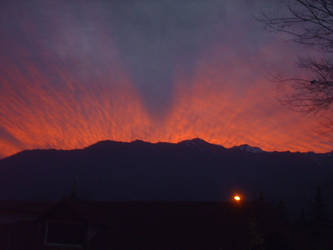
[0, 51, 331, 159]
[0, 0, 332, 159]
[1, 0, 333, 249]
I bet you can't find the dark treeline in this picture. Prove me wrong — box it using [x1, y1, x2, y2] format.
[0, 187, 332, 250]
[236, 186, 333, 250]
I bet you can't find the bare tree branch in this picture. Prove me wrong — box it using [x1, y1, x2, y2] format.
[258, 0, 333, 113]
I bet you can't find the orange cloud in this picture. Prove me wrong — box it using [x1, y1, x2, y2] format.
[0, 44, 331, 159]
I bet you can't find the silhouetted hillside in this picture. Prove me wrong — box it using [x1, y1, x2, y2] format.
[0, 139, 332, 213]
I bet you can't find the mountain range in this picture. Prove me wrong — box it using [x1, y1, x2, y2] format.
[0, 138, 332, 213]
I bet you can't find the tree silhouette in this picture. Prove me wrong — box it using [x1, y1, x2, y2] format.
[312, 185, 327, 224]
[309, 186, 331, 250]
[297, 208, 307, 227]
[259, 0, 333, 114]
[248, 216, 265, 250]
[277, 200, 289, 224]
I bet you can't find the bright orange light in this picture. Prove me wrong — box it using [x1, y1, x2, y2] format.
[234, 195, 241, 201]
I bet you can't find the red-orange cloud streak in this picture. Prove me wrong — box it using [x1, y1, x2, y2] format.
[0, 49, 331, 159]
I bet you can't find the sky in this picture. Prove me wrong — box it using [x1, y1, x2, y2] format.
[0, 0, 332, 158]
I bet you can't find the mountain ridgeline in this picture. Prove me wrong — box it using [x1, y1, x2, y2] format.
[0, 138, 332, 211]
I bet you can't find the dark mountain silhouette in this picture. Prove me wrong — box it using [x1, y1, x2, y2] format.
[0, 138, 332, 212]
[231, 144, 264, 153]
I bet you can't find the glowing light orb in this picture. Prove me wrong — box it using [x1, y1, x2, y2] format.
[233, 195, 241, 201]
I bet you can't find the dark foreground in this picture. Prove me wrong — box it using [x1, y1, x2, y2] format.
[0, 198, 332, 250]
